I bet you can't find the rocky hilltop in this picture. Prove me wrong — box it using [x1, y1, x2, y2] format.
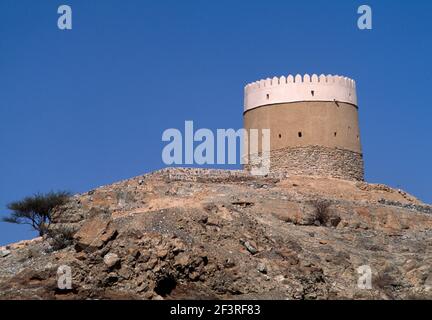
[0, 168, 431, 300]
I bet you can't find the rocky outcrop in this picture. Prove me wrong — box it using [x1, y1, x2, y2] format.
[0, 168, 431, 300]
[73, 216, 118, 252]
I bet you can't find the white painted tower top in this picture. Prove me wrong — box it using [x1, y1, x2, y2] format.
[244, 74, 357, 112]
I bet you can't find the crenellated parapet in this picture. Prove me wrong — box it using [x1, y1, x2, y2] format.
[244, 74, 357, 112]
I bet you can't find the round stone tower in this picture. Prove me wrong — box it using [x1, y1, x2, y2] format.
[243, 74, 364, 181]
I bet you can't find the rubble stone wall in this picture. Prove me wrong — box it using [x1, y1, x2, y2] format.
[245, 145, 364, 181]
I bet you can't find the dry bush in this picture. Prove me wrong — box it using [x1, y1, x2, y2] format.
[309, 199, 332, 225]
[307, 199, 342, 227]
[46, 226, 76, 251]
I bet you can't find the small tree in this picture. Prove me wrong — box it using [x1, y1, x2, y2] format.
[2, 191, 71, 236]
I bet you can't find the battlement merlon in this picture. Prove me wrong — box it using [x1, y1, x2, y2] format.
[244, 74, 357, 112]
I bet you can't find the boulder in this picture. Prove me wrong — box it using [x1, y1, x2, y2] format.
[103, 253, 120, 268]
[0, 249, 11, 258]
[73, 216, 117, 251]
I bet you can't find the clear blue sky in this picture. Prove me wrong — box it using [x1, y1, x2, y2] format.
[1, 0, 431, 245]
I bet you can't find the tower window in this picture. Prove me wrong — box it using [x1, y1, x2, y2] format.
[278, 134, 282, 139]
[334, 132, 337, 137]
[311, 90, 314, 96]
[266, 94, 270, 100]
[298, 132, 302, 138]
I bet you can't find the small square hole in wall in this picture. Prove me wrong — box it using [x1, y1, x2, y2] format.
[298, 132, 302, 138]
[266, 94, 270, 100]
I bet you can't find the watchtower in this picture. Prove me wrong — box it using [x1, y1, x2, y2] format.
[243, 74, 364, 181]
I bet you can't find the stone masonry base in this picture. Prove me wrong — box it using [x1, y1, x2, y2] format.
[245, 145, 364, 181]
